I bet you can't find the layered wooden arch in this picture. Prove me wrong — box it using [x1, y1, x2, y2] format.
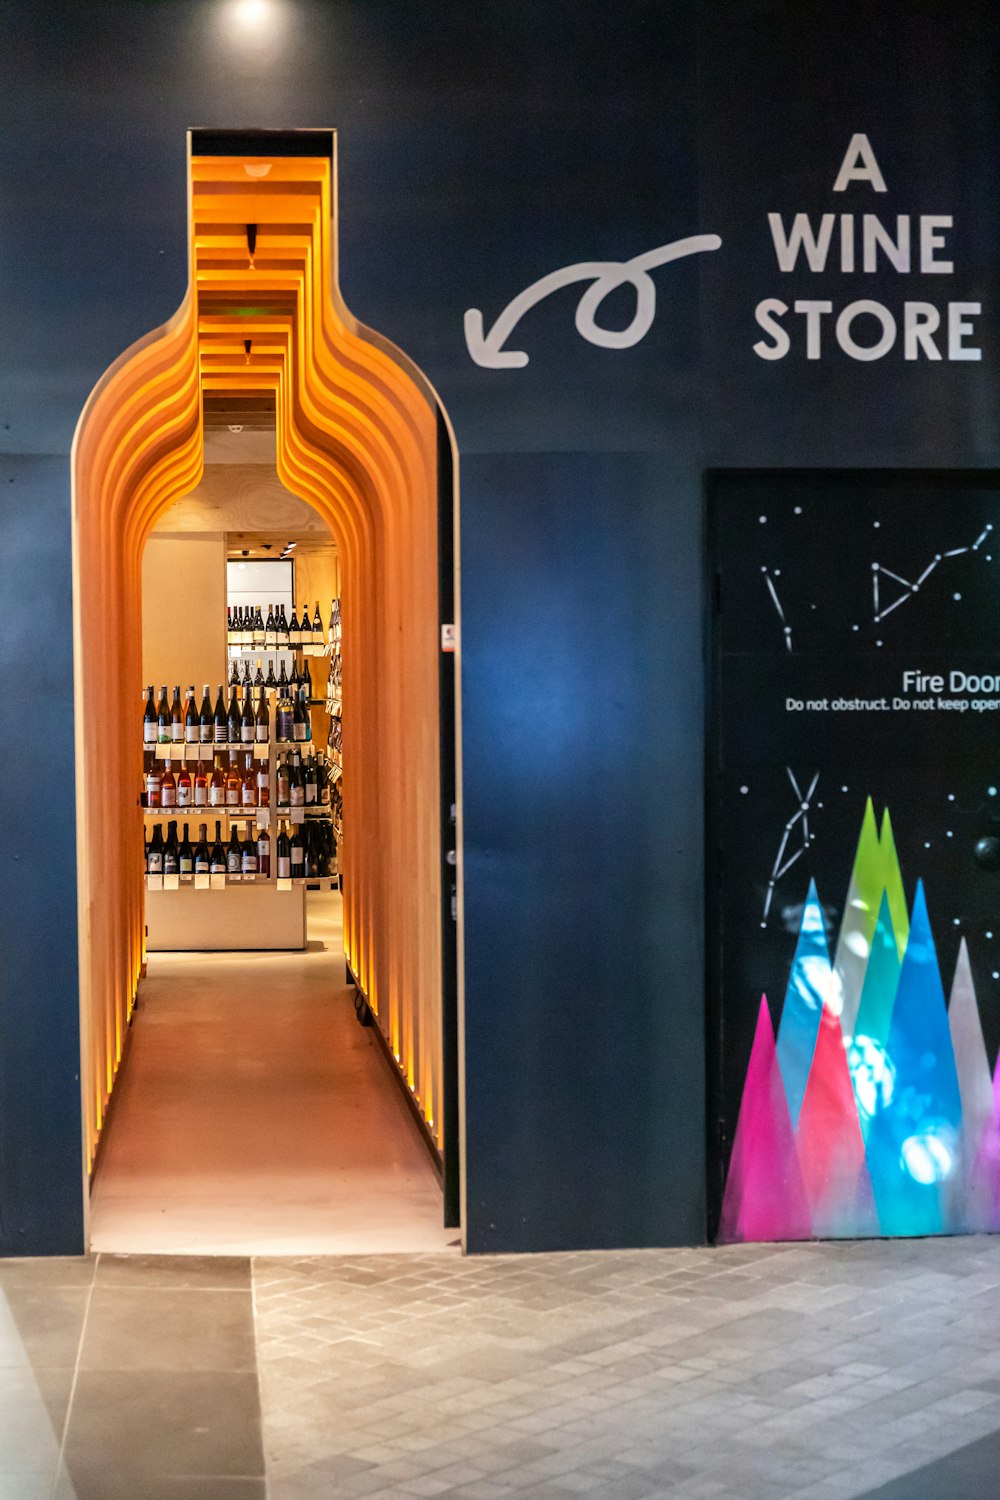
[72, 142, 445, 1193]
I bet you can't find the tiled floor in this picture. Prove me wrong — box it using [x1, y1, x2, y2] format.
[5, 1238, 1000, 1499]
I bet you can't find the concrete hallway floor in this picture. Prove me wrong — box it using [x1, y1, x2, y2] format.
[89, 891, 453, 1256]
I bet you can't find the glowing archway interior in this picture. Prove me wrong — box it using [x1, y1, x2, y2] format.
[72, 144, 444, 1180]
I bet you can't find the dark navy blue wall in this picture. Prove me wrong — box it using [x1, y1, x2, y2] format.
[2, 0, 998, 1252]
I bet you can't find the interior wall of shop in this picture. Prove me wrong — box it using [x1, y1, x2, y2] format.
[2, 0, 998, 1253]
[142, 536, 226, 693]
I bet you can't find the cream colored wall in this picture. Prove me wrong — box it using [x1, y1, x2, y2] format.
[141, 534, 227, 692]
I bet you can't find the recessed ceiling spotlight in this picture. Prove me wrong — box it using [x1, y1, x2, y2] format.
[228, 424, 244, 434]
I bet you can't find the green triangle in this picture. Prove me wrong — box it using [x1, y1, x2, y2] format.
[879, 808, 909, 961]
[834, 797, 883, 1041]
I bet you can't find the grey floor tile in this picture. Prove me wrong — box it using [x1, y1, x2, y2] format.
[53, 1473, 266, 1500]
[0, 1476, 57, 1500]
[79, 1286, 257, 1371]
[0, 1286, 90, 1368]
[62, 1369, 264, 1478]
[0, 1258, 95, 1290]
[94, 1254, 252, 1290]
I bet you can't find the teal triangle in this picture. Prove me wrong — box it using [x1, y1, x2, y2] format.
[849, 893, 902, 1142]
[865, 881, 963, 1236]
[776, 880, 831, 1129]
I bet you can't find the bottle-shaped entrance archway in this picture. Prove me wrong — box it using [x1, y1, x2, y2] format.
[72, 129, 462, 1239]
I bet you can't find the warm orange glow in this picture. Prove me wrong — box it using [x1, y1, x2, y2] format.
[73, 139, 447, 1177]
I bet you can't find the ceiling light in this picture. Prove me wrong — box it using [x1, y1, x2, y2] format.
[228, 424, 244, 434]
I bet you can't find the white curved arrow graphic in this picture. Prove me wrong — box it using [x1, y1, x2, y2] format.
[464, 233, 723, 369]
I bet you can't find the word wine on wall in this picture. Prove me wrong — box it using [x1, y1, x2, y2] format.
[753, 134, 982, 364]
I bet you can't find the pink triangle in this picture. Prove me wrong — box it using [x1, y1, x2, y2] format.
[720, 996, 812, 1243]
[796, 1001, 878, 1237]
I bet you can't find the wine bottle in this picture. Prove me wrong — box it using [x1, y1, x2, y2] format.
[256, 826, 271, 877]
[213, 685, 228, 744]
[276, 821, 291, 878]
[147, 822, 165, 874]
[225, 754, 242, 806]
[143, 685, 157, 744]
[255, 684, 269, 742]
[241, 754, 257, 807]
[182, 686, 197, 743]
[241, 687, 255, 744]
[194, 822, 210, 874]
[209, 753, 226, 807]
[265, 602, 276, 650]
[256, 756, 270, 806]
[276, 752, 290, 807]
[176, 758, 193, 807]
[199, 684, 213, 743]
[265, 658, 277, 689]
[292, 685, 308, 743]
[300, 604, 312, 651]
[242, 658, 253, 691]
[289, 604, 300, 649]
[254, 658, 265, 687]
[253, 604, 265, 648]
[241, 828, 258, 876]
[210, 819, 226, 874]
[289, 750, 305, 807]
[305, 752, 317, 806]
[227, 605, 233, 645]
[227, 685, 241, 744]
[229, 655, 240, 687]
[160, 754, 177, 808]
[278, 602, 290, 649]
[157, 685, 171, 743]
[300, 658, 313, 703]
[178, 822, 194, 876]
[169, 686, 184, 743]
[319, 754, 330, 805]
[226, 826, 242, 875]
[312, 601, 323, 641]
[194, 758, 209, 806]
[145, 759, 162, 808]
[163, 819, 180, 875]
[290, 823, 305, 880]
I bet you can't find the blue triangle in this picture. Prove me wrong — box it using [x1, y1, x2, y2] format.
[865, 880, 964, 1236]
[776, 879, 831, 1128]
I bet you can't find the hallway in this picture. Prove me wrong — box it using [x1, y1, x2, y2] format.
[89, 893, 453, 1256]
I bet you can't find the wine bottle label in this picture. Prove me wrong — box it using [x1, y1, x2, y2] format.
[291, 850, 304, 870]
[293, 723, 307, 742]
[177, 786, 192, 806]
[164, 855, 179, 874]
[226, 789, 239, 805]
[305, 785, 316, 804]
[162, 787, 176, 807]
[227, 852, 240, 873]
[278, 856, 291, 877]
[290, 787, 304, 807]
[255, 724, 268, 742]
[194, 787, 208, 805]
[200, 725, 212, 743]
[210, 787, 224, 806]
[241, 726, 254, 743]
[195, 858, 210, 873]
[215, 729, 228, 744]
[179, 855, 193, 874]
[242, 855, 258, 874]
[241, 789, 256, 806]
[143, 723, 157, 743]
[171, 725, 184, 742]
[185, 726, 198, 743]
[147, 853, 163, 873]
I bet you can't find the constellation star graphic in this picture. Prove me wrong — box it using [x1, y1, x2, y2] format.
[762, 768, 820, 926]
[872, 524, 992, 624]
[762, 566, 792, 652]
